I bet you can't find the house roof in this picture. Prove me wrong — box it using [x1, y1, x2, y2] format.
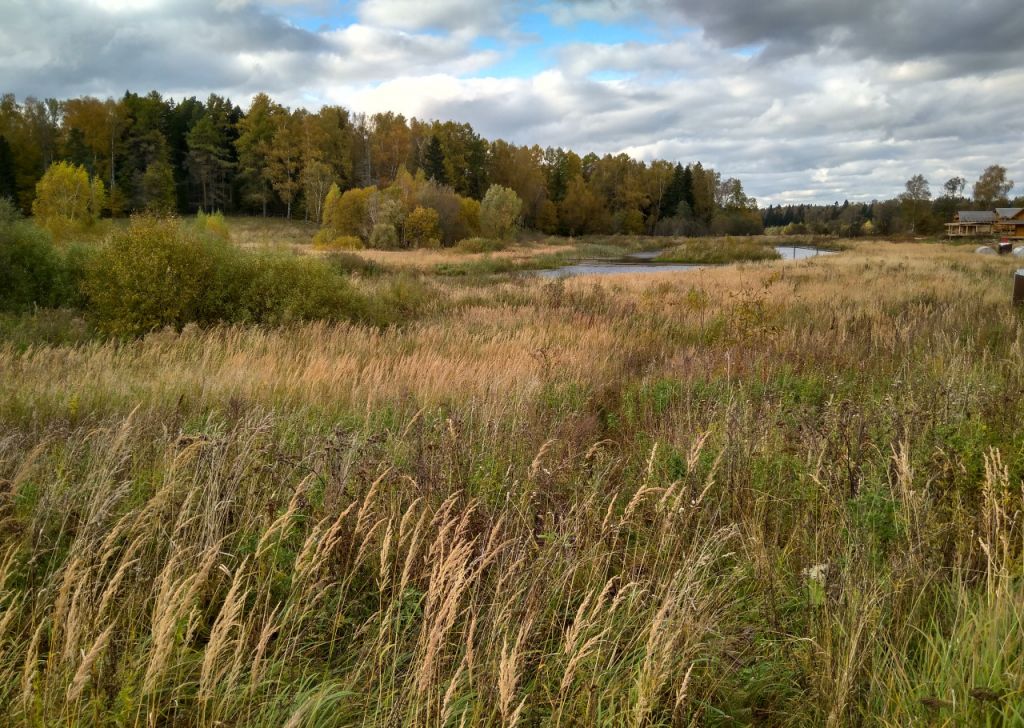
[957, 211, 997, 223]
[996, 207, 1024, 220]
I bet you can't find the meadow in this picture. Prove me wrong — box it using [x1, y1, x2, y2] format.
[1, 219, 1023, 726]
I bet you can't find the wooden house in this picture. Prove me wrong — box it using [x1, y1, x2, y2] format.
[995, 208, 1024, 239]
[945, 210, 997, 237]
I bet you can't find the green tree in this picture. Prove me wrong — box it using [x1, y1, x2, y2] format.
[423, 135, 447, 184]
[186, 113, 233, 212]
[690, 163, 718, 224]
[403, 206, 441, 248]
[943, 176, 966, 198]
[0, 136, 17, 202]
[480, 184, 522, 240]
[973, 165, 1014, 207]
[141, 158, 176, 214]
[32, 161, 103, 238]
[61, 96, 126, 193]
[321, 185, 374, 241]
[900, 174, 931, 234]
[266, 111, 302, 219]
[559, 175, 605, 235]
[302, 160, 335, 224]
[236, 93, 282, 215]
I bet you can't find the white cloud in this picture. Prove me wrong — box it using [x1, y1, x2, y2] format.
[1, 0, 1023, 203]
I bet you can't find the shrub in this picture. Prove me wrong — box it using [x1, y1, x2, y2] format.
[0, 196, 20, 224]
[403, 206, 441, 248]
[82, 216, 228, 335]
[454, 237, 508, 254]
[321, 185, 374, 242]
[325, 252, 384, 277]
[238, 253, 362, 326]
[480, 184, 522, 240]
[313, 230, 363, 250]
[0, 220, 79, 311]
[142, 160, 177, 214]
[711, 209, 765, 236]
[359, 274, 438, 326]
[617, 208, 646, 235]
[369, 223, 399, 249]
[196, 210, 230, 241]
[82, 215, 383, 336]
[458, 197, 482, 239]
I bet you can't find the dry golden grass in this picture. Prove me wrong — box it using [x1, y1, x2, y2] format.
[345, 241, 574, 270]
[1, 241, 1023, 725]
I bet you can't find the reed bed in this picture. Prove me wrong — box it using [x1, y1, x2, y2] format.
[1, 242, 1023, 725]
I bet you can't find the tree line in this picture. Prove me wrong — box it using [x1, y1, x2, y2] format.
[761, 166, 1019, 237]
[0, 90, 763, 239]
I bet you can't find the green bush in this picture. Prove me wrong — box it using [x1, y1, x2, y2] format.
[0, 219, 82, 311]
[238, 253, 362, 325]
[81, 215, 400, 336]
[454, 237, 508, 253]
[369, 223, 399, 249]
[196, 210, 230, 241]
[325, 252, 384, 277]
[82, 216, 229, 335]
[0, 197, 20, 224]
[313, 229, 363, 250]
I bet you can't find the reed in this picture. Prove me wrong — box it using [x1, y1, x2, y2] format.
[0, 241, 1022, 724]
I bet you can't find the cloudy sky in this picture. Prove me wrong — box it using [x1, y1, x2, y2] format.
[2, 0, 1022, 204]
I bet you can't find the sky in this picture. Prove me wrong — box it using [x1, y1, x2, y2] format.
[1, 0, 1023, 205]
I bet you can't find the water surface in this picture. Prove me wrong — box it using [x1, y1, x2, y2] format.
[536, 246, 833, 278]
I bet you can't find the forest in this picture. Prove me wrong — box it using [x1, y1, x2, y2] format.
[762, 164, 1020, 238]
[0, 90, 763, 241]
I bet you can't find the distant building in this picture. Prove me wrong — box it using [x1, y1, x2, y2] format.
[995, 208, 1024, 240]
[945, 210, 997, 237]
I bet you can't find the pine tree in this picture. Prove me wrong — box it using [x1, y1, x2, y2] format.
[186, 114, 233, 212]
[0, 135, 16, 202]
[235, 93, 282, 215]
[424, 135, 447, 185]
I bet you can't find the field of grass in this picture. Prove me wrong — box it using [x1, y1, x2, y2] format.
[219, 217, 855, 275]
[654, 237, 782, 264]
[2, 231, 1024, 724]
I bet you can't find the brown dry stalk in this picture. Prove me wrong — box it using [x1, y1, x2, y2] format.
[66, 624, 114, 704]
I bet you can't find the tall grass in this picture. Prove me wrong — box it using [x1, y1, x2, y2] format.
[654, 237, 782, 264]
[0, 242, 1023, 724]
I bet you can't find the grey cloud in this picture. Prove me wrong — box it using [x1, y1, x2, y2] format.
[1, 0, 1022, 204]
[556, 0, 1024, 73]
[0, 0, 485, 101]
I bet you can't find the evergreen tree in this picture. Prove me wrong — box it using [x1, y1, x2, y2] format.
[235, 93, 282, 215]
[0, 136, 16, 202]
[141, 158, 176, 214]
[186, 113, 233, 212]
[423, 135, 447, 185]
[680, 165, 695, 213]
[659, 163, 685, 219]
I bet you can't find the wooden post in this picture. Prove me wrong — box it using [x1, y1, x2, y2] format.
[1014, 269, 1024, 306]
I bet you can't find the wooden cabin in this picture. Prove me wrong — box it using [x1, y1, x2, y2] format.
[995, 208, 1024, 239]
[946, 210, 997, 237]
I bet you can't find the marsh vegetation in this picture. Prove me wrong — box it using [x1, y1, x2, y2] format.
[1, 211, 1023, 725]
